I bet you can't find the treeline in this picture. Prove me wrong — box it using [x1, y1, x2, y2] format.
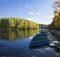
[39, 24, 48, 29]
[0, 18, 39, 30]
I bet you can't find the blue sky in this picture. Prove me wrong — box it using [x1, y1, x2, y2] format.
[0, 0, 55, 24]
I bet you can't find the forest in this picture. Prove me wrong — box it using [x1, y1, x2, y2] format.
[0, 18, 39, 30]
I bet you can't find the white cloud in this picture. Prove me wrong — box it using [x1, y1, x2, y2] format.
[28, 12, 34, 15]
[26, 17, 34, 20]
[35, 12, 40, 15]
[28, 12, 40, 15]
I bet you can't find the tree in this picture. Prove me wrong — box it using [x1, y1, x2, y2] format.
[0, 18, 39, 30]
[51, 0, 60, 29]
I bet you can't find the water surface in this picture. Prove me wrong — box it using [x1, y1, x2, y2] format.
[0, 29, 54, 57]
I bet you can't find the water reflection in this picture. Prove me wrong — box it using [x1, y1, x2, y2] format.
[0, 29, 40, 40]
[0, 29, 55, 57]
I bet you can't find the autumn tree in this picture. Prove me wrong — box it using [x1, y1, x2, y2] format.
[53, 0, 60, 29]
[0, 18, 39, 30]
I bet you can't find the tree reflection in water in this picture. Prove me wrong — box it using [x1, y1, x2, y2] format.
[0, 29, 40, 40]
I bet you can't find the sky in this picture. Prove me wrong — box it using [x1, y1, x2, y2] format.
[0, 0, 55, 24]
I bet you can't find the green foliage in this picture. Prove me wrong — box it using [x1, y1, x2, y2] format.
[53, 0, 60, 29]
[0, 18, 39, 30]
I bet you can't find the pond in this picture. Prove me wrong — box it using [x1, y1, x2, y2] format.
[0, 29, 55, 57]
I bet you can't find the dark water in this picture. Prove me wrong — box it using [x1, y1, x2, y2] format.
[0, 30, 54, 57]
